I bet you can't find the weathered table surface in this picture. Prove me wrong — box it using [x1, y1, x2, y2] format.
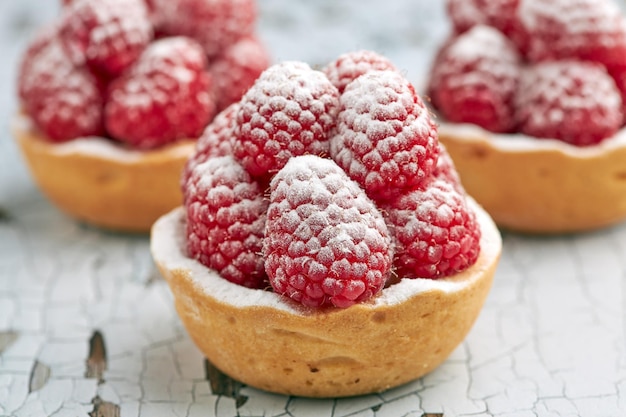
[1, 1, 625, 416]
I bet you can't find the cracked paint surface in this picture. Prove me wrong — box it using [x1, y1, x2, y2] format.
[1, 0, 626, 416]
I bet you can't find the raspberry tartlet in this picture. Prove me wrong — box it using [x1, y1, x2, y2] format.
[151, 54, 502, 397]
[427, 0, 626, 234]
[13, 0, 269, 232]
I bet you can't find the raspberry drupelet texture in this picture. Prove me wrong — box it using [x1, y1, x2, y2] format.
[515, 60, 623, 146]
[330, 70, 439, 202]
[59, 0, 153, 77]
[428, 25, 522, 134]
[182, 102, 240, 194]
[433, 142, 464, 194]
[322, 50, 398, 94]
[209, 36, 270, 112]
[384, 178, 481, 279]
[152, 0, 257, 58]
[519, 0, 626, 66]
[446, 0, 527, 52]
[105, 37, 215, 149]
[264, 155, 393, 308]
[234, 61, 340, 179]
[18, 30, 105, 142]
[608, 64, 626, 118]
[185, 155, 268, 289]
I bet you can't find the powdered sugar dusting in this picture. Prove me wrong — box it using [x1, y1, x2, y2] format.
[428, 24, 521, 133]
[438, 122, 626, 155]
[435, 25, 520, 91]
[13, 113, 194, 161]
[104, 36, 214, 149]
[60, 0, 152, 75]
[18, 36, 104, 141]
[234, 61, 339, 177]
[450, 26, 516, 64]
[322, 50, 398, 93]
[209, 36, 270, 111]
[515, 60, 623, 146]
[519, 0, 622, 37]
[152, 0, 256, 58]
[150, 197, 500, 312]
[184, 155, 268, 288]
[385, 178, 481, 278]
[264, 155, 392, 308]
[518, 0, 626, 62]
[331, 70, 438, 201]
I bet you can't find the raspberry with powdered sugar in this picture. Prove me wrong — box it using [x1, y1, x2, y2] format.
[185, 155, 268, 289]
[384, 178, 481, 279]
[17, 0, 269, 149]
[182, 102, 240, 191]
[516, 61, 623, 146]
[264, 155, 393, 308]
[330, 70, 439, 202]
[429, 25, 521, 134]
[322, 50, 398, 93]
[446, 0, 527, 52]
[18, 30, 105, 142]
[428, 0, 626, 147]
[181, 55, 484, 309]
[105, 37, 215, 149]
[209, 36, 270, 112]
[151, 0, 257, 58]
[519, 0, 626, 66]
[234, 61, 340, 179]
[59, 0, 153, 77]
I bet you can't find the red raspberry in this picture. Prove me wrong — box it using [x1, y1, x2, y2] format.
[322, 50, 398, 93]
[18, 25, 59, 100]
[446, 0, 528, 53]
[59, 0, 153, 77]
[428, 25, 522, 133]
[182, 102, 239, 194]
[264, 155, 393, 308]
[105, 37, 216, 149]
[330, 70, 439, 202]
[209, 36, 270, 112]
[234, 61, 340, 179]
[153, 0, 256, 58]
[18, 32, 105, 142]
[515, 61, 623, 146]
[607, 64, 626, 119]
[185, 155, 268, 289]
[433, 142, 464, 194]
[62, 0, 156, 21]
[384, 179, 481, 279]
[519, 0, 626, 66]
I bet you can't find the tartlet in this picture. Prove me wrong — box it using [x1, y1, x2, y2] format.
[13, 114, 193, 232]
[151, 201, 501, 397]
[152, 55, 502, 398]
[427, 0, 626, 233]
[437, 124, 626, 233]
[14, 0, 268, 233]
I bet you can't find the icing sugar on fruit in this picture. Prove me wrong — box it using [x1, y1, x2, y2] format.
[13, 0, 269, 232]
[426, 0, 626, 233]
[151, 51, 502, 397]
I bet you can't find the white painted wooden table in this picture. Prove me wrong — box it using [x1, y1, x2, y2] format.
[1, 1, 625, 416]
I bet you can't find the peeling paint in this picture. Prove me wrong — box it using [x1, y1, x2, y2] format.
[204, 359, 248, 408]
[0, 330, 18, 354]
[89, 396, 120, 417]
[28, 360, 50, 393]
[85, 331, 107, 382]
